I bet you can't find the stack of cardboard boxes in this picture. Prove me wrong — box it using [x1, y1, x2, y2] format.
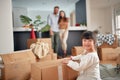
[0, 38, 78, 80]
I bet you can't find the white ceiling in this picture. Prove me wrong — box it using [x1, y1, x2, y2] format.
[12, 0, 79, 10]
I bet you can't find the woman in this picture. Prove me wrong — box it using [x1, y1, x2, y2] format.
[63, 31, 101, 80]
[58, 10, 69, 57]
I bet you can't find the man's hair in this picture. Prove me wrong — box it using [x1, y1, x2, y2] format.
[81, 31, 96, 42]
[54, 6, 59, 9]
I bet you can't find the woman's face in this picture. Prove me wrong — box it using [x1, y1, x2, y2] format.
[60, 11, 65, 17]
[82, 39, 95, 51]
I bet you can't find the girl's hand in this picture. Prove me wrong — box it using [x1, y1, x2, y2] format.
[63, 59, 69, 64]
[62, 57, 71, 64]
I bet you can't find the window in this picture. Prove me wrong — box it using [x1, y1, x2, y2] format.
[114, 7, 120, 38]
[114, 7, 120, 46]
[115, 15, 120, 38]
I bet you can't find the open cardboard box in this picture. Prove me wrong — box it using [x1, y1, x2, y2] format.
[31, 59, 78, 80]
[27, 38, 57, 61]
[0, 49, 36, 80]
[0, 49, 57, 80]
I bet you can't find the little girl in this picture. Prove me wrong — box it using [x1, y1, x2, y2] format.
[63, 31, 101, 80]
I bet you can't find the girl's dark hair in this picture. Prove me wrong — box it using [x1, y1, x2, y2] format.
[58, 10, 68, 24]
[81, 31, 96, 42]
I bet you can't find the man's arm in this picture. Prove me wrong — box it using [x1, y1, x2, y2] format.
[47, 14, 53, 36]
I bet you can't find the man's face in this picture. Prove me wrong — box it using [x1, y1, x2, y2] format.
[54, 8, 59, 14]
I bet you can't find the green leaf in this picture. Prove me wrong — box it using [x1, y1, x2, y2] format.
[20, 15, 32, 25]
[40, 24, 50, 32]
[36, 15, 41, 20]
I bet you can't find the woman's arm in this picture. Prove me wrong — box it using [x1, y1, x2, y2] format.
[47, 14, 54, 36]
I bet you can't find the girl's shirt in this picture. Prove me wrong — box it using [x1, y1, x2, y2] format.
[67, 51, 101, 79]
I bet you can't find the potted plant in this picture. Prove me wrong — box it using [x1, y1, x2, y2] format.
[20, 15, 46, 38]
[20, 15, 45, 29]
[20, 15, 51, 38]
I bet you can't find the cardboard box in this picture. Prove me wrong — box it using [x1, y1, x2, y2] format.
[98, 35, 118, 48]
[36, 53, 57, 62]
[71, 46, 84, 56]
[31, 59, 78, 80]
[100, 47, 120, 61]
[1, 49, 36, 80]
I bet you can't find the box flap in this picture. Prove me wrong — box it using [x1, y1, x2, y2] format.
[1, 49, 36, 65]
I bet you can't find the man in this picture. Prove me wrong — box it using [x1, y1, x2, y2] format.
[47, 6, 60, 55]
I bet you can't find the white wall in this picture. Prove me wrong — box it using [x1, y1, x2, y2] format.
[86, 0, 91, 30]
[28, 10, 52, 27]
[13, 7, 27, 27]
[0, 0, 13, 53]
[86, 0, 112, 34]
[90, 7, 112, 33]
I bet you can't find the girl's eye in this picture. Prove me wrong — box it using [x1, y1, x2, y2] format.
[83, 39, 87, 42]
[89, 39, 92, 42]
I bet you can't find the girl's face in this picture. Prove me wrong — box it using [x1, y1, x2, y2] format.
[60, 11, 65, 17]
[82, 39, 95, 52]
